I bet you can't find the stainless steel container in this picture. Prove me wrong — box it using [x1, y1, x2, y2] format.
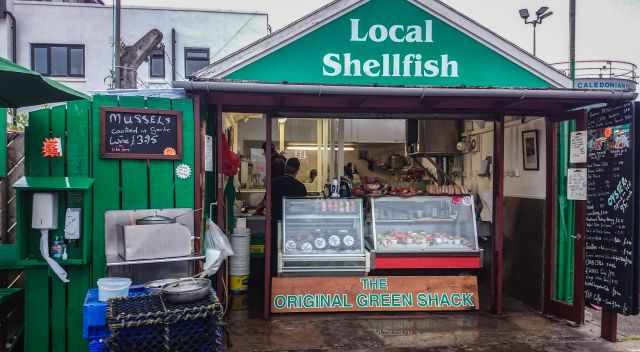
[117, 223, 192, 261]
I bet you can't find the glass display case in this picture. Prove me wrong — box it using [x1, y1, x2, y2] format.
[279, 198, 369, 275]
[370, 196, 479, 254]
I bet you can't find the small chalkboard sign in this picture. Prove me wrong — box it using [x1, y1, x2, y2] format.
[585, 102, 639, 316]
[100, 107, 182, 160]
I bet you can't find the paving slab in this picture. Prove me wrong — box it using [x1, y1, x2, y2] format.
[227, 307, 640, 352]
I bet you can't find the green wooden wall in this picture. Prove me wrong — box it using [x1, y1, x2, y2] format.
[24, 100, 92, 352]
[0, 108, 6, 177]
[90, 95, 196, 282]
[22, 95, 196, 352]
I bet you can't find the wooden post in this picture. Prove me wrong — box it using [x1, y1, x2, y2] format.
[572, 112, 587, 324]
[215, 104, 226, 307]
[216, 104, 224, 228]
[492, 115, 505, 315]
[601, 309, 618, 342]
[544, 119, 558, 315]
[263, 112, 273, 320]
[193, 94, 202, 261]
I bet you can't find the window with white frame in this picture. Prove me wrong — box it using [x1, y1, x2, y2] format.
[31, 44, 85, 77]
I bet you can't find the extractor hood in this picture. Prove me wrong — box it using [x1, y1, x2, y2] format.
[406, 120, 461, 156]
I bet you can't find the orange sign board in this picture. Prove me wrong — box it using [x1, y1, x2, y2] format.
[271, 276, 479, 313]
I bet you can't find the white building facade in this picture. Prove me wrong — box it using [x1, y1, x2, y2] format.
[0, 0, 269, 92]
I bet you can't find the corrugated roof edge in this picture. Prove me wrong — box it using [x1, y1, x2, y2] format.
[91, 88, 186, 99]
[174, 80, 637, 101]
[14, 0, 268, 16]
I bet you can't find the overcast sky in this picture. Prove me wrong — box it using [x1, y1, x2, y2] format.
[105, 0, 640, 73]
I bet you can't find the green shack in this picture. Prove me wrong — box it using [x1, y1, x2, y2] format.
[2, 0, 638, 351]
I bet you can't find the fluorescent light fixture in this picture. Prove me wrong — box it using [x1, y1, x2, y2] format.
[286, 146, 355, 151]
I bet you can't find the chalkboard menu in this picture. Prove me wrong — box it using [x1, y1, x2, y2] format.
[100, 107, 182, 160]
[586, 102, 639, 315]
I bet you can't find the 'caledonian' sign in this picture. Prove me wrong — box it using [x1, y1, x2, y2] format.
[322, 19, 459, 79]
[271, 276, 479, 313]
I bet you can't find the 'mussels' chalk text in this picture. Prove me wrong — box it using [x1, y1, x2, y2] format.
[322, 19, 459, 78]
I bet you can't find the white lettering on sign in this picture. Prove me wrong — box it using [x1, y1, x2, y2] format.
[324, 19, 458, 79]
[323, 53, 458, 78]
[349, 19, 434, 43]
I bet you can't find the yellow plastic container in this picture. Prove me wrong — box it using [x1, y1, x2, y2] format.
[230, 275, 249, 293]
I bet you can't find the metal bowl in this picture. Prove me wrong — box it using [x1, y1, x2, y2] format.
[143, 278, 180, 294]
[161, 278, 212, 304]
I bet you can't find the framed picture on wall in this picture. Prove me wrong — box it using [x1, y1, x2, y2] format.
[522, 130, 540, 171]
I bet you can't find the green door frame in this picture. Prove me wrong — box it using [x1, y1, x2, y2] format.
[555, 120, 576, 303]
[543, 111, 586, 324]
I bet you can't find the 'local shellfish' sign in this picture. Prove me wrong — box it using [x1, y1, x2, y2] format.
[226, 0, 553, 88]
[322, 19, 459, 79]
[271, 276, 479, 313]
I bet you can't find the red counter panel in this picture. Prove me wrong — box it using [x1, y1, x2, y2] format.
[374, 255, 482, 269]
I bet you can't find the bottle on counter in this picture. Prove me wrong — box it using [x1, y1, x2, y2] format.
[51, 236, 63, 259]
[62, 245, 68, 261]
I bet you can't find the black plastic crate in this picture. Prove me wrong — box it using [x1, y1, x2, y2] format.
[106, 292, 224, 352]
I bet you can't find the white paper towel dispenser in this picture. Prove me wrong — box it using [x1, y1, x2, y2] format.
[32, 193, 69, 283]
[32, 193, 58, 230]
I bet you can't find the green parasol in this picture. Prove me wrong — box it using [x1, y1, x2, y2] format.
[0, 56, 90, 108]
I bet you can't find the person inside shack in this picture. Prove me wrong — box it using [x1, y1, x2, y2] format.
[270, 158, 307, 274]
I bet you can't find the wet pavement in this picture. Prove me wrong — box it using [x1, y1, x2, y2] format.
[227, 300, 640, 352]
[586, 307, 640, 341]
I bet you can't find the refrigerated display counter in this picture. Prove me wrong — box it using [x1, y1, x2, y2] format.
[369, 195, 482, 269]
[278, 198, 370, 276]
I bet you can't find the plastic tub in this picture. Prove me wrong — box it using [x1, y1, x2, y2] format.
[97, 278, 132, 302]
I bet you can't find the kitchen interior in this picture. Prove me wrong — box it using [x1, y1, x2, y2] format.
[226, 113, 548, 314]
[229, 114, 497, 230]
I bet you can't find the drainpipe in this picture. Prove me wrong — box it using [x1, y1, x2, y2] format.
[569, 0, 576, 86]
[114, 0, 121, 88]
[4, 11, 16, 63]
[171, 28, 176, 82]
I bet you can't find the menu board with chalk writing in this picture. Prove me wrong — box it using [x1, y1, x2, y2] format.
[100, 107, 182, 160]
[585, 102, 638, 315]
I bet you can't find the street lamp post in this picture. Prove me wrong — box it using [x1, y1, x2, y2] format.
[519, 7, 554, 56]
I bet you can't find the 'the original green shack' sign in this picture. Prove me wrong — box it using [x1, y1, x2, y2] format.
[271, 276, 479, 313]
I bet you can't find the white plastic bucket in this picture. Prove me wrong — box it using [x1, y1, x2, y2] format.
[97, 277, 132, 302]
[230, 233, 251, 277]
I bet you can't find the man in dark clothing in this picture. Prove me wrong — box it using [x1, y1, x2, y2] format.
[262, 142, 286, 179]
[271, 158, 307, 221]
[270, 158, 307, 276]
